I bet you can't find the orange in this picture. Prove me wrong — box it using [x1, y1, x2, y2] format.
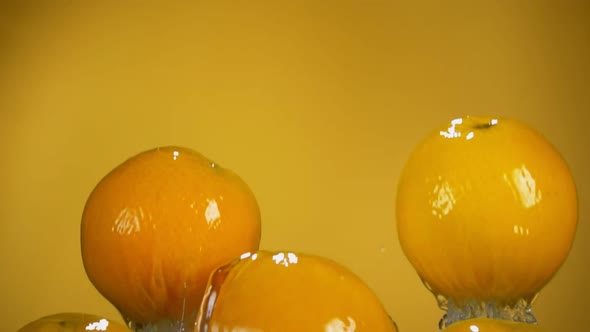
[396, 116, 577, 316]
[195, 250, 398, 332]
[442, 318, 546, 332]
[80, 146, 261, 330]
[18, 313, 130, 332]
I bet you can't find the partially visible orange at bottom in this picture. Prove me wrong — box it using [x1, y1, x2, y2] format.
[196, 250, 398, 332]
[18, 313, 130, 332]
[443, 318, 547, 332]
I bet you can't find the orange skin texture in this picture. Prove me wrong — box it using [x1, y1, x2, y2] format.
[196, 250, 398, 332]
[18, 313, 130, 332]
[81, 146, 261, 326]
[396, 116, 578, 305]
[443, 318, 547, 332]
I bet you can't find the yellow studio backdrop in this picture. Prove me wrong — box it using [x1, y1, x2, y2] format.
[1, 1, 588, 331]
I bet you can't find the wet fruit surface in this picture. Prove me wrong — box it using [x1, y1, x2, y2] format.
[18, 313, 130, 332]
[196, 250, 398, 332]
[396, 116, 577, 310]
[80, 146, 261, 329]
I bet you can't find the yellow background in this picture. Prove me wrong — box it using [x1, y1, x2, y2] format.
[1, 1, 588, 331]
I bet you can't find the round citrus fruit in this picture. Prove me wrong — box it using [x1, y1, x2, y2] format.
[195, 250, 398, 332]
[396, 116, 577, 312]
[18, 313, 130, 332]
[442, 318, 546, 332]
[80, 146, 261, 330]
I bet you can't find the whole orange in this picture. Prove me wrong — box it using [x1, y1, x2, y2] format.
[396, 116, 577, 317]
[80, 146, 261, 330]
[196, 250, 398, 332]
[18, 313, 130, 332]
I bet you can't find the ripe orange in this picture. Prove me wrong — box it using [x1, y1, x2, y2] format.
[195, 250, 398, 332]
[442, 318, 546, 332]
[18, 313, 130, 332]
[80, 146, 261, 330]
[396, 116, 577, 312]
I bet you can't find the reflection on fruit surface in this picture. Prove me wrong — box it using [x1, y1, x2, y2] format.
[396, 116, 578, 325]
[18, 313, 130, 332]
[80, 146, 262, 330]
[195, 250, 398, 332]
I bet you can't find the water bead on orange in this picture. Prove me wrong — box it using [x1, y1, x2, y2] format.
[80, 146, 261, 331]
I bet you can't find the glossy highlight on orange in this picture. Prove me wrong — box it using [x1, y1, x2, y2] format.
[80, 146, 261, 330]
